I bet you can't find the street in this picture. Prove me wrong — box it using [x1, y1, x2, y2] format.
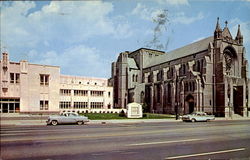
[1, 120, 250, 160]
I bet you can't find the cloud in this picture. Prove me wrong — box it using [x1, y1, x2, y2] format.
[230, 18, 250, 44]
[132, 3, 153, 21]
[157, 0, 189, 5]
[132, 3, 168, 22]
[172, 12, 204, 24]
[31, 45, 109, 78]
[192, 37, 205, 43]
[0, 1, 132, 53]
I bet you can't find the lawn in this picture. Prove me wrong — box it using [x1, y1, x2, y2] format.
[79, 113, 175, 120]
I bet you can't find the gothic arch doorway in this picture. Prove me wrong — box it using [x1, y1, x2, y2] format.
[233, 86, 243, 116]
[186, 95, 194, 114]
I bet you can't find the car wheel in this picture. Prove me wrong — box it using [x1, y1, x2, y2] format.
[51, 120, 58, 126]
[191, 119, 196, 123]
[77, 121, 83, 125]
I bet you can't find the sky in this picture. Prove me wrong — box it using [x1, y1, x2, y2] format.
[1, 0, 250, 78]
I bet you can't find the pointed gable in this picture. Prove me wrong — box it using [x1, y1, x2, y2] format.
[222, 27, 233, 39]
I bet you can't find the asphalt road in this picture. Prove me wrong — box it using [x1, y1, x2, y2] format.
[1, 120, 250, 160]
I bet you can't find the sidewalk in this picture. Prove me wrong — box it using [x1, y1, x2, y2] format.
[0, 118, 182, 126]
[1, 117, 250, 126]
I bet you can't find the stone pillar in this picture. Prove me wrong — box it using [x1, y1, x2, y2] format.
[153, 70, 159, 82]
[150, 85, 154, 113]
[243, 80, 247, 117]
[163, 67, 169, 81]
[197, 78, 202, 112]
[229, 79, 234, 117]
[224, 78, 232, 118]
[171, 82, 175, 113]
[194, 79, 199, 112]
[144, 72, 150, 83]
[160, 83, 164, 113]
[180, 80, 185, 115]
[188, 60, 195, 72]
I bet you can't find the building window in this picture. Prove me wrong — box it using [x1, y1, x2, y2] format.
[10, 73, 20, 84]
[185, 82, 188, 91]
[40, 74, 49, 86]
[91, 91, 104, 97]
[193, 81, 196, 91]
[16, 73, 20, 83]
[148, 74, 152, 83]
[40, 100, 49, 110]
[10, 73, 15, 83]
[59, 101, 71, 109]
[167, 83, 171, 103]
[189, 82, 192, 91]
[90, 102, 103, 109]
[108, 92, 111, 97]
[183, 64, 186, 74]
[157, 71, 162, 81]
[135, 75, 138, 82]
[132, 74, 135, 82]
[197, 61, 200, 72]
[60, 89, 71, 96]
[74, 102, 88, 109]
[74, 90, 88, 96]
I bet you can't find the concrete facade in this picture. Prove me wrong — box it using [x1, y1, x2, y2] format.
[0, 53, 115, 114]
[110, 18, 250, 117]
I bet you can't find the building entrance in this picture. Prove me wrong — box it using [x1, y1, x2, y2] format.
[233, 86, 243, 116]
[186, 95, 194, 114]
[0, 99, 20, 113]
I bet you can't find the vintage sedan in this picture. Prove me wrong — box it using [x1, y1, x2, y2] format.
[182, 112, 215, 122]
[47, 112, 89, 125]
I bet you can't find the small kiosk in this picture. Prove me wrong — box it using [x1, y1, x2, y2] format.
[127, 102, 143, 118]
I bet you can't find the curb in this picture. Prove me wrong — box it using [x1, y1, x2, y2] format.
[1, 119, 181, 126]
[1, 118, 250, 126]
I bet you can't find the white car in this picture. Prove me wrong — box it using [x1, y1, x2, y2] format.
[182, 112, 215, 122]
[47, 112, 89, 125]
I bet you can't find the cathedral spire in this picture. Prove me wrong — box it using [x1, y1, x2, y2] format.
[215, 17, 222, 31]
[235, 24, 243, 45]
[214, 17, 222, 39]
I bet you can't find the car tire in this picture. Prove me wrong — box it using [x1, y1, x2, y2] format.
[51, 120, 58, 126]
[191, 119, 196, 123]
[77, 121, 83, 125]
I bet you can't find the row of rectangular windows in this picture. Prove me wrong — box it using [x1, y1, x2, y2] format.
[60, 89, 109, 97]
[59, 101, 104, 109]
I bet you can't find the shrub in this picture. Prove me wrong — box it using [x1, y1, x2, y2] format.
[119, 110, 126, 117]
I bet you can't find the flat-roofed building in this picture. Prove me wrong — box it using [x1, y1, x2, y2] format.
[0, 53, 114, 114]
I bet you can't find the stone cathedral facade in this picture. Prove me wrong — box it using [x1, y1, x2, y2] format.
[110, 18, 250, 117]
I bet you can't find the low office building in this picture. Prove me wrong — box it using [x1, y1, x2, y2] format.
[0, 53, 115, 114]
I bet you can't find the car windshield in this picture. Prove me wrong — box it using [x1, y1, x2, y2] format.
[69, 113, 78, 116]
[190, 112, 206, 116]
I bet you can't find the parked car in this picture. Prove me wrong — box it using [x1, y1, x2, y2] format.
[47, 112, 89, 125]
[182, 112, 215, 122]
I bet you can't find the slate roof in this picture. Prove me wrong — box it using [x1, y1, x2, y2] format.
[145, 36, 214, 68]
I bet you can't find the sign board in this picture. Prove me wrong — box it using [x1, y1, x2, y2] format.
[127, 102, 143, 118]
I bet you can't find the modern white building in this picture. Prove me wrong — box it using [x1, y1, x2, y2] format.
[0, 52, 116, 114]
